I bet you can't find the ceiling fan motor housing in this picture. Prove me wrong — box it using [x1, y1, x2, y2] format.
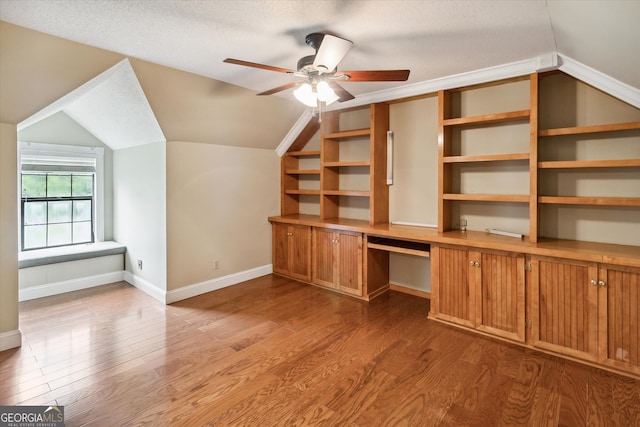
[297, 55, 317, 73]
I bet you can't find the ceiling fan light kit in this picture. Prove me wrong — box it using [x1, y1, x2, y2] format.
[223, 32, 410, 108]
[293, 80, 339, 107]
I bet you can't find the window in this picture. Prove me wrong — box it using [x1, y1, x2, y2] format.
[19, 142, 104, 251]
[21, 172, 95, 250]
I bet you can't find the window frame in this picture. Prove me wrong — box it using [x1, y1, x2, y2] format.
[18, 142, 105, 252]
[20, 172, 96, 251]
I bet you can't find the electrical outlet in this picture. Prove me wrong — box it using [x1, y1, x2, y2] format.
[137, 259, 143, 270]
[213, 260, 219, 270]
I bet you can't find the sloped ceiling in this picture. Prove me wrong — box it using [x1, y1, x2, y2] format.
[1, 0, 639, 150]
[18, 59, 165, 150]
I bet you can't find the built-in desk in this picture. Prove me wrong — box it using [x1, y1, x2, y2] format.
[269, 214, 640, 378]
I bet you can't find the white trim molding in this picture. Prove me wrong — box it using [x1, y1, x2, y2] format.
[166, 264, 273, 304]
[124, 271, 166, 303]
[0, 329, 23, 352]
[276, 110, 315, 157]
[278, 52, 638, 153]
[558, 54, 640, 108]
[19, 271, 124, 302]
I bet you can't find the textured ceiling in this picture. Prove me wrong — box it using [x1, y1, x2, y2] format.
[1, 0, 638, 95]
[1, 0, 638, 150]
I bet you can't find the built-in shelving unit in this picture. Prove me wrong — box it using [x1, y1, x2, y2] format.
[537, 73, 640, 243]
[272, 70, 640, 379]
[438, 75, 538, 239]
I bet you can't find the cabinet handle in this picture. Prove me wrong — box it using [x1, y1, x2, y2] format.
[287, 232, 293, 236]
[470, 261, 475, 265]
[590, 279, 597, 286]
[475, 262, 480, 267]
[598, 280, 606, 287]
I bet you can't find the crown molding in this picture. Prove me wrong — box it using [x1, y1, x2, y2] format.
[329, 55, 550, 111]
[278, 52, 639, 153]
[558, 54, 640, 108]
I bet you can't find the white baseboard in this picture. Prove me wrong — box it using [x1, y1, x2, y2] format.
[123, 271, 166, 303]
[166, 264, 273, 304]
[19, 271, 125, 301]
[0, 329, 22, 351]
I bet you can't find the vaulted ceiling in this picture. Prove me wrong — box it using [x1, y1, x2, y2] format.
[1, 0, 638, 150]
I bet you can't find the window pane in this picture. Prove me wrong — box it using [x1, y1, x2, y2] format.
[22, 174, 46, 198]
[47, 174, 71, 197]
[24, 201, 47, 225]
[48, 223, 71, 246]
[73, 222, 92, 243]
[72, 175, 93, 196]
[48, 201, 72, 224]
[23, 225, 47, 249]
[73, 200, 92, 222]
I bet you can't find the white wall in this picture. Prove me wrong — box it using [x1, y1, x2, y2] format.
[19, 255, 124, 301]
[18, 111, 114, 240]
[113, 141, 167, 295]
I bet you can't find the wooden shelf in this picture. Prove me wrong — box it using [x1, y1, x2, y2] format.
[367, 237, 430, 258]
[286, 150, 321, 157]
[285, 169, 321, 175]
[323, 128, 371, 139]
[539, 121, 640, 137]
[285, 189, 321, 196]
[324, 190, 371, 197]
[323, 160, 371, 167]
[538, 159, 640, 169]
[539, 196, 640, 207]
[443, 153, 529, 163]
[443, 110, 530, 127]
[443, 193, 530, 203]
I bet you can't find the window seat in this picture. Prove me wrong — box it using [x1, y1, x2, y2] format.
[19, 241, 126, 269]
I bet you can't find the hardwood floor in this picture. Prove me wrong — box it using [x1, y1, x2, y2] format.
[1, 275, 639, 426]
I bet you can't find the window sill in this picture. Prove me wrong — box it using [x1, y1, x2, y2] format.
[18, 241, 126, 269]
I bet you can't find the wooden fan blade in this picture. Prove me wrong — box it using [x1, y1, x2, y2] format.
[328, 82, 355, 102]
[223, 58, 295, 74]
[257, 82, 298, 96]
[338, 70, 410, 82]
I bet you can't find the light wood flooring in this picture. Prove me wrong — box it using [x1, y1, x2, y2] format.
[1, 275, 639, 426]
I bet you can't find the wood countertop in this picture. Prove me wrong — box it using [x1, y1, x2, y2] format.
[268, 214, 640, 268]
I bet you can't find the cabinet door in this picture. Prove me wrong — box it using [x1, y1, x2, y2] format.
[335, 231, 363, 296]
[530, 257, 599, 361]
[272, 224, 311, 281]
[475, 251, 526, 343]
[272, 223, 290, 276]
[288, 225, 311, 282]
[599, 265, 640, 375]
[431, 246, 475, 328]
[312, 228, 336, 288]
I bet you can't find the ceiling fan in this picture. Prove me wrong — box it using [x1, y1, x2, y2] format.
[224, 33, 410, 107]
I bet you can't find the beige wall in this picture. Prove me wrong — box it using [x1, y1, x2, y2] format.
[386, 96, 439, 292]
[0, 123, 19, 342]
[166, 141, 279, 291]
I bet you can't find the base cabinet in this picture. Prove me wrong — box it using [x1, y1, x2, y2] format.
[312, 228, 363, 296]
[272, 223, 311, 282]
[431, 245, 526, 343]
[529, 257, 599, 361]
[599, 264, 640, 375]
[529, 257, 640, 376]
